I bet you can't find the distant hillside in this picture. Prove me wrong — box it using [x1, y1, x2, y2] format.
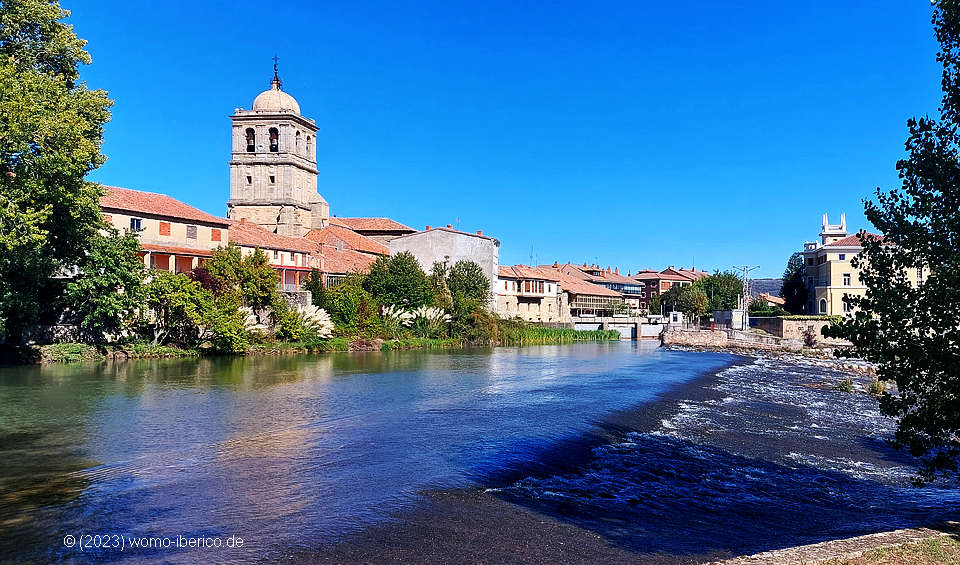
[749, 278, 783, 297]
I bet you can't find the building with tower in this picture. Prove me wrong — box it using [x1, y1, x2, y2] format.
[227, 64, 329, 237]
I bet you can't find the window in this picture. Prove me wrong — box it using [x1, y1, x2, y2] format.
[819, 299, 827, 314]
[524, 280, 531, 292]
[274, 250, 279, 259]
[817, 255, 827, 265]
[843, 273, 851, 286]
[245, 128, 255, 152]
[839, 254, 846, 261]
[306, 135, 313, 156]
[129, 218, 142, 231]
[246, 175, 252, 185]
[186, 225, 197, 239]
[269, 175, 276, 184]
[806, 258, 815, 266]
[504, 281, 508, 290]
[211, 228, 222, 242]
[269, 128, 279, 152]
[158, 221, 171, 236]
[296, 130, 302, 153]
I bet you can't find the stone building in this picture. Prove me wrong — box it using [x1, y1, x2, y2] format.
[388, 225, 500, 295]
[496, 265, 564, 322]
[227, 66, 329, 237]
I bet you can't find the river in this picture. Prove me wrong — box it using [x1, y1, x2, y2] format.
[0, 343, 956, 563]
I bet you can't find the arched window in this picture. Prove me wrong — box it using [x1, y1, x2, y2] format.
[306, 135, 313, 157]
[245, 128, 255, 152]
[819, 299, 827, 314]
[269, 127, 279, 152]
[295, 130, 302, 154]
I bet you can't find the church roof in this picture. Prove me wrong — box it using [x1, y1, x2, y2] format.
[304, 224, 390, 256]
[252, 75, 300, 114]
[320, 246, 377, 275]
[330, 217, 415, 233]
[99, 186, 230, 226]
[227, 219, 317, 253]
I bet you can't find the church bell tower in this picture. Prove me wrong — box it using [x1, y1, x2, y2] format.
[227, 62, 329, 236]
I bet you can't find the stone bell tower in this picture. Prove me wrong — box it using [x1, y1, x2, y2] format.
[227, 62, 329, 236]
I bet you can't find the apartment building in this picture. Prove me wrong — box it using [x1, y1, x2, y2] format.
[496, 265, 564, 322]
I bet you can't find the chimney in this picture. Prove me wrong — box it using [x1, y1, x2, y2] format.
[240, 218, 247, 224]
[425, 225, 431, 230]
[607, 267, 612, 273]
[614, 267, 619, 275]
[446, 224, 453, 229]
[476, 230, 482, 236]
[553, 262, 559, 268]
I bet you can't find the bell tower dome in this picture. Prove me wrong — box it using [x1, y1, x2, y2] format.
[227, 62, 329, 236]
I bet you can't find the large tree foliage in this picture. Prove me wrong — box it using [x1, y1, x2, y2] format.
[825, 1, 960, 482]
[202, 244, 279, 312]
[446, 260, 490, 304]
[779, 252, 808, 314]
[363, 251, 433, 307]
[64, 227, 145, 341]
[694, 271, 743, 312]
[0, 0, 112, 341]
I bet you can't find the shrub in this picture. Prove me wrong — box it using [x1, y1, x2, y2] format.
[835, 377, 854, 392]
[868, 378, 887, 397]
[324, 274, 381, 336]
[409, 306, 451, 338]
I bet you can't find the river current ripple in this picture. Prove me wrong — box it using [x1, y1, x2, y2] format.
[495, 355, 960, 556]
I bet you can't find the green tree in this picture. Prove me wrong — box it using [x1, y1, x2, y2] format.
[0, 0, 112, 341]
[824, 1, 960, 481]
[678, 286, 709, 322]
[694, 271, 743, 312]
[204, 244, 280, 312]
[659, 284, 686, 313]
[303, 269, 327, 309]
[779, 252, 808, 314]
[446, 260, 490, 304]
[647, 294, 662, 315]
[64, 227, 145, 342]
[363, 251, 432, 307]
[325, 274, 380, 335]
[142, 272, 213, 346]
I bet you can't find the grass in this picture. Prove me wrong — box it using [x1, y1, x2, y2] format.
[824, 535, 960, 564]
[497, 324, 621, 346]
[868, 378, 888, 397]
[40, 343, 102, 363]
[380, 338, 462, 351]
[111, 342, 199, 358]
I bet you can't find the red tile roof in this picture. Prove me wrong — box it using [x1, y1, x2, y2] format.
[320, 245, 377, 275]
[100, 186, 230, 226]
[757, 292, 786, 306]
[305, 224, 390, 256]
[825, 232, 884, 247]
[498, 265, 561, 281]
[539, 267, 621, 297]
[228, 220, 317, 253]
[330, 217, 415, 233]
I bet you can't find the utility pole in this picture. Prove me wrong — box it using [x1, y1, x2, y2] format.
[733, 265, 760, 310]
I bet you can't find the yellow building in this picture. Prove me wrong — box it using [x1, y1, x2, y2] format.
[802, 213, 923, 315]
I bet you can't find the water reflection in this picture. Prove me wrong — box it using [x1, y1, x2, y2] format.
[0, 343, 720, 563]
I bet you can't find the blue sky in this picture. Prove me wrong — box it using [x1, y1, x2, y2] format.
[72, 0, 941, 277]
